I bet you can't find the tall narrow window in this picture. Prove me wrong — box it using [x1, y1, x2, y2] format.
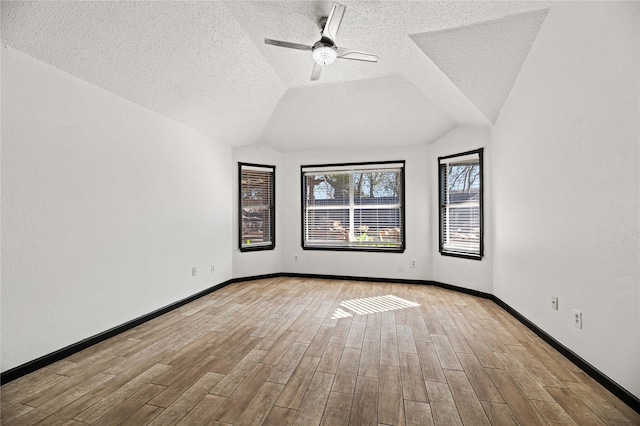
[239, 163, 275, 251]
[302, 161, 405, 252]
[439, 149, 483, 259]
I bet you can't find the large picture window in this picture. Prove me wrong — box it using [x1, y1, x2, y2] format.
[439, 149, 483, 259]
[239, 163, 275, 252]
[302, 161, 405, 252]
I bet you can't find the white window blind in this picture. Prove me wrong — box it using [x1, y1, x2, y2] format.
[239, 163, 275, 251]
[439, 150, 483, 258]
[302, 162, 404, 252]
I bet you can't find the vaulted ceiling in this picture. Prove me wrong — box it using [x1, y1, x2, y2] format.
[1, 1, 550, 152]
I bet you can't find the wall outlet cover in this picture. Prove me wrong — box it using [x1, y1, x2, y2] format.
[573, 309, 582, 329]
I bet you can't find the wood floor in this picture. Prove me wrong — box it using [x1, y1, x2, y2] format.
[2, 277, 639, 425]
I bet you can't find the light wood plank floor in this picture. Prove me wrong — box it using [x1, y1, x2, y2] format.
[2, 277, 639, 425]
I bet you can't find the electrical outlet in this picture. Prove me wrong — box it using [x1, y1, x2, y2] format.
[410, 259, 416, 268]
[192, 267, 197, 276]
[211, 265, 215, 273]
[573, 309, 582, 329]
[551, 296, 558, 310]
[294, 255, 299, 262]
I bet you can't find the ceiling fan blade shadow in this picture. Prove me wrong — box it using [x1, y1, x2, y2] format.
[311, 62, 323, 81]
[322, 3, 346, 42]
[336, 47, 380, 62]
[264, 39, 313, 51]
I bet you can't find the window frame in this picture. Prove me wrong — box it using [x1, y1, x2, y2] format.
[239, 162, 276, 252]
[300, 160, 406, 253]
[438, 148, 484, 260]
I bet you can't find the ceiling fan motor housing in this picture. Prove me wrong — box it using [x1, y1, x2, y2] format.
[314, 37, 336, 49]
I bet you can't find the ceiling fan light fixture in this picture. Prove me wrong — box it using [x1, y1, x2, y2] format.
[312, 45, 337, 65]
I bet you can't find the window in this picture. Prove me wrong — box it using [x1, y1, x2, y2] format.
[239, 163, 275, 251]
[302, 161, 405, 252]
[439, 149, 483, 259]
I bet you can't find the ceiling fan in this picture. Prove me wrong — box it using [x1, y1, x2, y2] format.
[264, 2, 380, 81]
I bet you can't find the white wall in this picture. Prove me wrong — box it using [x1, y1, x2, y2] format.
[430, 127, 493, 294]
[1, 47, 233, 372]
[232, 144, 283, 278]
[280, 145, 433, 281]
[492, 2, 639, 397]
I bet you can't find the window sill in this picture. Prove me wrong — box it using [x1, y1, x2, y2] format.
[240, 245, 275, 253]
[303, 245, 405, 254]
[439, 251, 483, 261]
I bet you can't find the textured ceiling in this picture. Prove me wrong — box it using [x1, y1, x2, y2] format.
[411, 9, 549, 123]
[261, 74, 453, 151]
[1, 1, 551, 152]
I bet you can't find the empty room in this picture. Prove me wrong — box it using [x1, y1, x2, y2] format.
[1, 1, 638, 424]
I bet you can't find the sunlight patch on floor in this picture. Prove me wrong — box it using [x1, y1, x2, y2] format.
[331, 294, 420, 319]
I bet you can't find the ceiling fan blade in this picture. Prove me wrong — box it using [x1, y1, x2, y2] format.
[322, 3, 346, 42]
[311, 62, 323, 81]
[264, 39, 313, 51]
[336, 47, 380, 62]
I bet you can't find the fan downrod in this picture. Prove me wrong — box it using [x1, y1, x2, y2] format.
[317, 16, 328, 31]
